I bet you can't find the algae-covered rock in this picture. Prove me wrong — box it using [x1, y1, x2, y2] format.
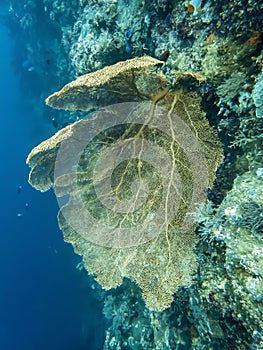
[197, 170, 263, 347]
[27, 57, 223, 311]
[252, 71, 263, 119]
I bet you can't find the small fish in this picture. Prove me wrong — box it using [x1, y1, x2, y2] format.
[125, 28, 133, 41]
[188, 0, 202, 15]
[125, 28, 133, 53]
[52, 117, 58, 129]
[164, 13, 172, 27]
[159, 50, 170, 62]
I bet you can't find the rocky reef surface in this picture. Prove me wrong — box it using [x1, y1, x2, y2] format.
[3, 0, 263, 348]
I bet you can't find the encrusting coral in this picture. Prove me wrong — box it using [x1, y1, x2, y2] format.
[27, 56, 223, 311]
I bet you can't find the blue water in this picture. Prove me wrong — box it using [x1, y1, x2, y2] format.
[0, 10, 105, 350]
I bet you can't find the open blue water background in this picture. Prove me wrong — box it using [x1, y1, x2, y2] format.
[0, 5, 105, 350]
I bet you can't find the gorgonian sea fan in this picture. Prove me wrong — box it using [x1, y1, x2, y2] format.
[27, 57, 223, 311]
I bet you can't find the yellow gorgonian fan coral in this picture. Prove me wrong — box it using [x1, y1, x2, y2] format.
[27, 56, 223, 311]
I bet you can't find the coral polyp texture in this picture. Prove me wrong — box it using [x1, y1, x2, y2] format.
[27, 56, 223, 311]
[45, 56, 165, 110]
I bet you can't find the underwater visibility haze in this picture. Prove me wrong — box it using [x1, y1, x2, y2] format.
[1, 0, 263, 349]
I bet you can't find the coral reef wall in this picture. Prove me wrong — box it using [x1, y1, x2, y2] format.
[4, 0, 263, 348]
[2, 0, 83, 128]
